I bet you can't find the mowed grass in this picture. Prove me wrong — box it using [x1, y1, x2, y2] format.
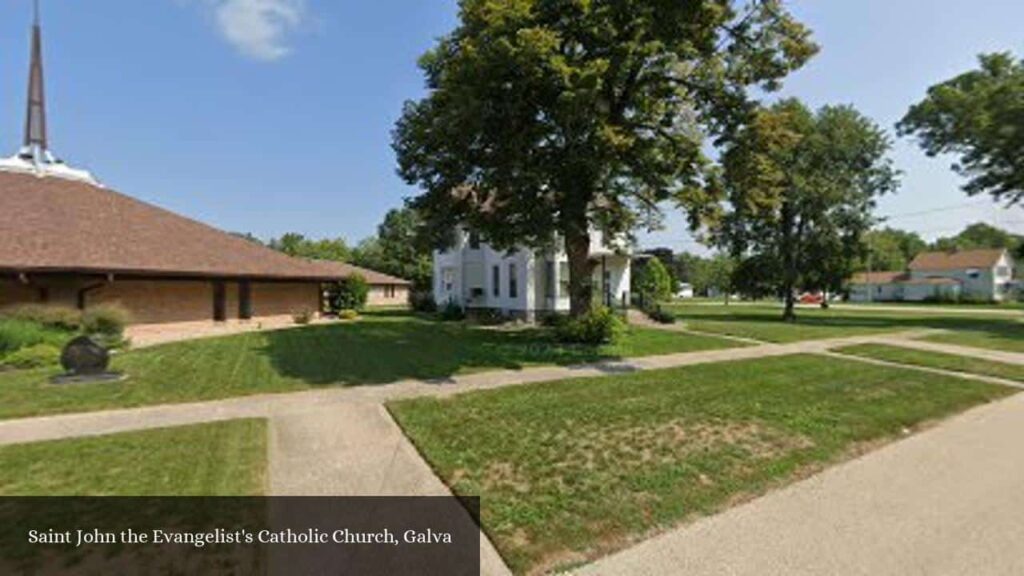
[835, 343, 1024, 383]
[389, 354, 1014, 574]
[666, 302, 1024, 346]
[921, 328, 1024, 354]
[0, 312, 739, 420]
[0, 419, 267, 495]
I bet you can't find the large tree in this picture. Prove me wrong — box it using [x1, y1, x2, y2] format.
[394, 0, 816, 316]
[713, 100, 899, 320]
[898, 52, 1024, 206]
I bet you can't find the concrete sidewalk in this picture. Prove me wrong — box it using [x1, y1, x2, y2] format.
[577, 392, 1024, 576]
[871, 335, 1024, 365]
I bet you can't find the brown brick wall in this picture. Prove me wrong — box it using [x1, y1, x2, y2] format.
[90, 280, 213, 324]
[251, 282, 321, 318]
[367, 285, 409, 307]
[90, 280, 320, 324]
[0, 280, 41, 308]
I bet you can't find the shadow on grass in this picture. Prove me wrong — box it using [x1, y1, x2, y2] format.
[256, 318, 616, 386]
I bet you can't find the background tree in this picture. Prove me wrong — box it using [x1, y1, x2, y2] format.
[854, 227, 927, 272]
[632, 257, 674, 304]
[637, 248, 679, 291]
[352, 207, 434, 291]
[268, 233, 351, 262]
[714, 99, 899, 321]
[932, 222, 1022, 252]
[898, 52, 1024, 206]
[394, 0, 817, 316]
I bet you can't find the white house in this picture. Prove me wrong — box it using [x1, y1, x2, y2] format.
[848, 248, 1016, 303]
[433, 230, 631, 319]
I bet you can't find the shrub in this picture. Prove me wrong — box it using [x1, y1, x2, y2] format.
[332, 274, 370, 311]
[554, 307, 624, 344]
[293, 310, 313, 325]
[1, 343, 61, 370]
[0, 319, 68, 355]
[474, 308, 508, 326]
[0, 304, 81, 330]
[439, 301, 466, 322]
[410, 291, 437, 313]
[338, 309, 360, 320]
[644, 305, 676, 324]
[82, 304, 131, 338]
[633, 258, 674, 304]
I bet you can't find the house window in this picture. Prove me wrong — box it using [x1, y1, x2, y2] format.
[559, 262, 570, 297]
[492, 265, 500, 297]
[545, 261, 556, 298]
[508, 263, 518, 299]
[966, 268, 981, 280]
[384, 285, 396, 298]
[996, 266, 1010, 278]
[468, 231, 481, 250]
[442, 268, 455, 293]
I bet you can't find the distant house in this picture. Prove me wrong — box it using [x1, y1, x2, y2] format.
[848, 248, 1016, 302]
[434, 230, 631, 320]
[676, 283, 695, 299]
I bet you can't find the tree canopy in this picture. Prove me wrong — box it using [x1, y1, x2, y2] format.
[855, 227, 927, 272]
[898, 52, 1024, 206]
[713, 99, 899, 319]
[394, 0, 817, 315]
[351, 208, 434, 291]
[267, 233, 352, 262]
[932, 222, 1022, 253]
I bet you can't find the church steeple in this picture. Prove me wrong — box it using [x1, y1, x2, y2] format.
[23, 0, 48, 152]
[0, 0, 99, 185]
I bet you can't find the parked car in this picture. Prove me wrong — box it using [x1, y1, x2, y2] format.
[799, 292, 824, 305]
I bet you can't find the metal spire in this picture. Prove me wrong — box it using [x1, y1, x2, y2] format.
[24, 0, 48, 152]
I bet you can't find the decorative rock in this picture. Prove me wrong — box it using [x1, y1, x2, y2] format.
[59, 336, 110, 375]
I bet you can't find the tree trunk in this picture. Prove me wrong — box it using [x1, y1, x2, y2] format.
[783, 290, 796, 322]
[565, 227, 595, 317]
[780, 199, 798, 323]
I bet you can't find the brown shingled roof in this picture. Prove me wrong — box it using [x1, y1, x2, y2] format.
[0, 171, 408, 285]
[848, 271, 909, 285]
[304, 259, 410, 286]
[909, 249, 1007, 271]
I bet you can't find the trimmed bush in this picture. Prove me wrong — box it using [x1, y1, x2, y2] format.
[0, 304, 81, 331]
[643, 305, 676, 325]
[2, 343, 61, 370]
[293, 310, 313, 325]
[553, 307, 624, 344]
[410, 291, 437, 313]
[82, 304, 131, 338]
[439, 301, 466, 322]
[338, 309, 360, 320]
[333, 274, 370, 311]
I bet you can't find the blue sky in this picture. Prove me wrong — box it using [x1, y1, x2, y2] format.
[0, 1, 1021, 253]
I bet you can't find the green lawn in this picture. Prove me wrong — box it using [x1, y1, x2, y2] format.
[389, 354, 1013, 574]
[0, 419, 267, 495]
[921, 329, 1024, 354]
[834, 343, 1024, 383]
[0, 312, 739, 420]
[665, 302, 1024, 345]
